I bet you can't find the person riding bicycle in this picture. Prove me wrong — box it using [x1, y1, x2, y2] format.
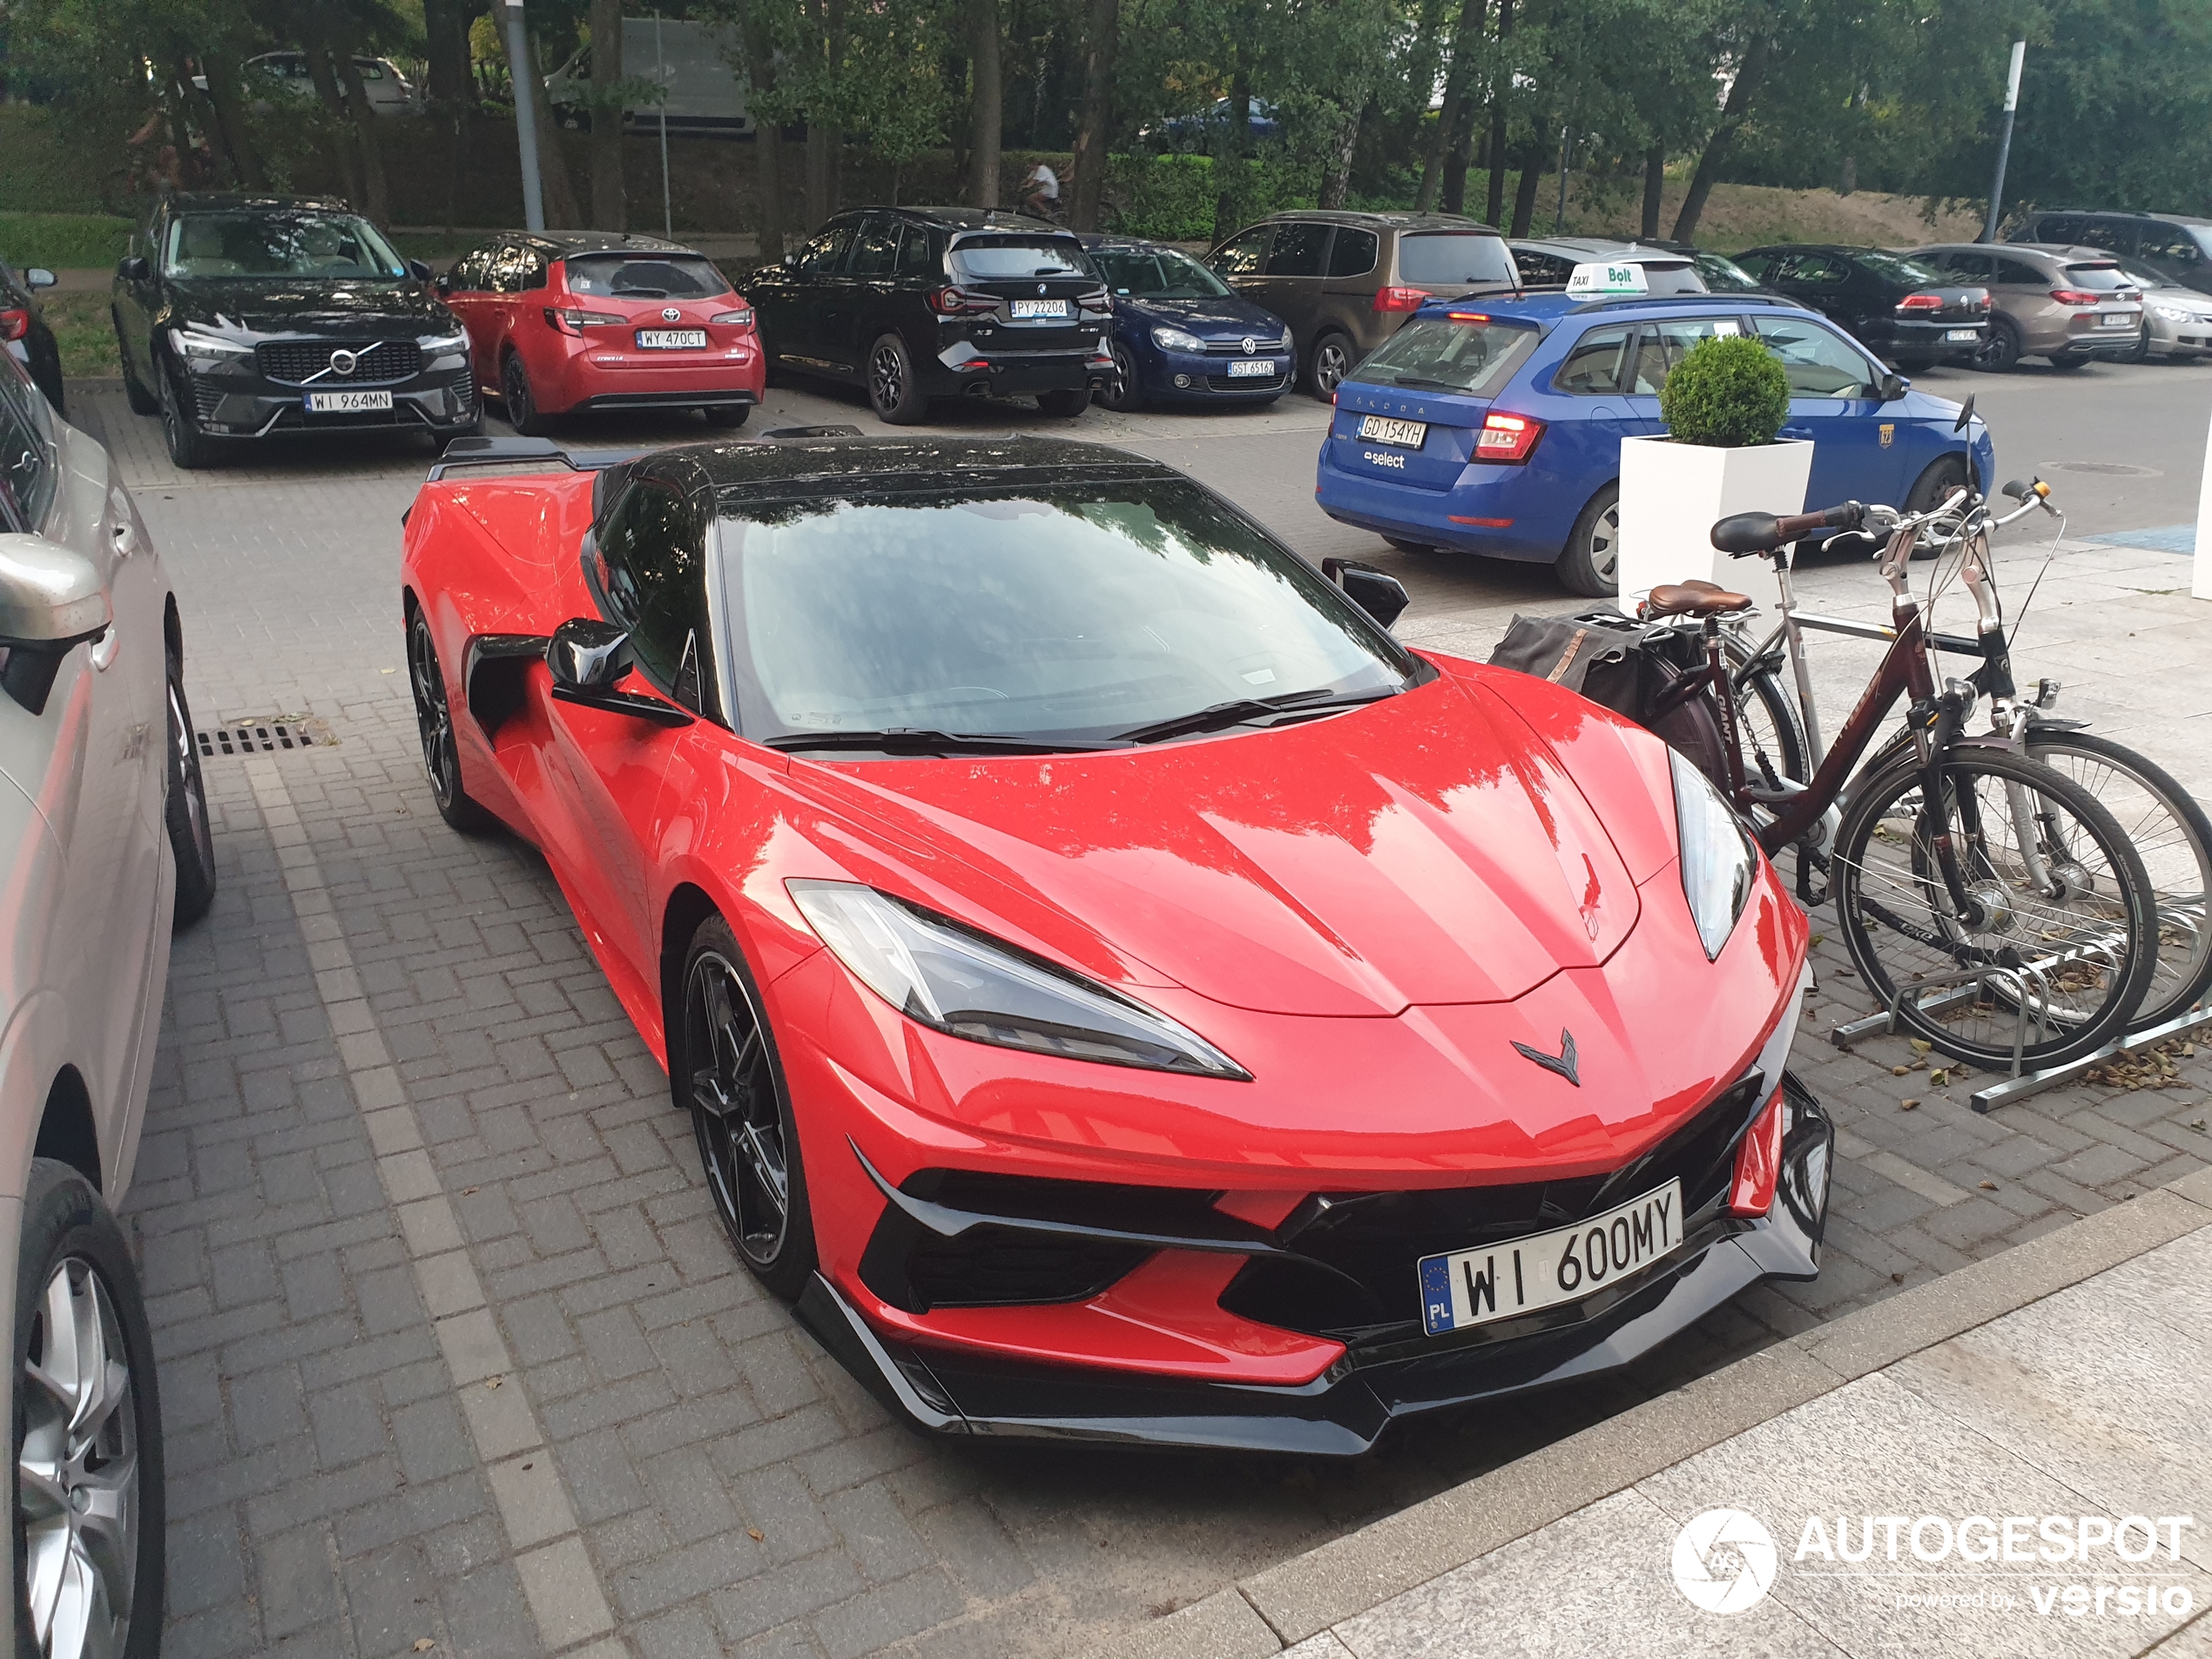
[1022, 161, 1061, 219]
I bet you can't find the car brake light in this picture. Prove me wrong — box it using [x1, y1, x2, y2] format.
[1894, 293, 1944, 311]
[711, 307, 754, 327]
[1445, 311, 1490, 323]
[1475, 410, 1543, 462]
[0, 308, 26, 343]
[544, 307, 626, 334]
[927, 285, 998, 316]
[1077, 291, 1113, 315]
[1727, 1086, 1785, 1217]
[2050, 288, 2102, 306]
[1372, 286, 1429, 313]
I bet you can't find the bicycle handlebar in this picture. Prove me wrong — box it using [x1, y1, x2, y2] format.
[1710, 500, 1866, 556]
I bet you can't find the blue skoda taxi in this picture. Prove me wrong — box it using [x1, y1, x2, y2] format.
[1314, 287, 1997, 595]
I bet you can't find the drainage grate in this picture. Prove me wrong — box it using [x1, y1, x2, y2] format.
[196, 715, 335, 757]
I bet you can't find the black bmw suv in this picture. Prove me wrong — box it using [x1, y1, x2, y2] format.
[112, 192, 478, 469]
[743, 207, 1113, 423]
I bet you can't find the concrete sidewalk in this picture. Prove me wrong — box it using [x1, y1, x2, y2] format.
[1098, 1169, 2212, 1659]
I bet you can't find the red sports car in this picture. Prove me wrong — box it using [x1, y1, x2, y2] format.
[400, 432, 1830, 1454]
[437, 233, 763, 433]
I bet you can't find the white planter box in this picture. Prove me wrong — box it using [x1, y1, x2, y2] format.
[1615, 435, 1814, 614]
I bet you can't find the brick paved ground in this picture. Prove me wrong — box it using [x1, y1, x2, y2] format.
[75, 382, 2211, 1659]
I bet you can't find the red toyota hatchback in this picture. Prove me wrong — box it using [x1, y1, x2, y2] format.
[437, 233, 764, 433]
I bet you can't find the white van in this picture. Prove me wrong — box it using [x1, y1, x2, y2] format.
[546, 19, 753, 137]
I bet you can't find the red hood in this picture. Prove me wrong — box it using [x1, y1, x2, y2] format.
[775, 671, 1670, 1017]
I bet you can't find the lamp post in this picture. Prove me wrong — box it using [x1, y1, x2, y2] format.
[502, 0, 546, 232]
[1979, 40, 2026, 243]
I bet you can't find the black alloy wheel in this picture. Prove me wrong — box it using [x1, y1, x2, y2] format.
[13, 1161, 165, 1659]
[678, 916, 815, 1300]
[1099, 341, 1144, 413]
[502, 354, 553, 436]
[164, 651, 216, 927]
[116, 318, 158, 415]
[405, 607, 493, 833]
[1306, 332, 1353, 401]
[1970, 319, 2021, 373]
[867, 332, 927, 425]
[158, 365, 211, 470]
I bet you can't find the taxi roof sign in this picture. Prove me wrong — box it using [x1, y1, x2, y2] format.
[1565, 260, 1650, 297]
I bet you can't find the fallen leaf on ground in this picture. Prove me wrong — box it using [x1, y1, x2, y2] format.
[748, 1528, 764, 1541]
[1979, 1180, 1998, 1190]
[1900, 1099, 1919, 1110]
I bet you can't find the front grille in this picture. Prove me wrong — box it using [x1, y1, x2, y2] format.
[1206, 372, 1287, 392]
[256, 339, 423, 386]
[1217, 1074, 1772, 1344]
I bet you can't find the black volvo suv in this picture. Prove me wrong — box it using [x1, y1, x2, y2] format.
[112, 192, 478, 469]
[743, 207, 1113, 423]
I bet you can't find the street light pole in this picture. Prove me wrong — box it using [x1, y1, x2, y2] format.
[502, 0, 546, 232]
[1980, 40, 2026, 244]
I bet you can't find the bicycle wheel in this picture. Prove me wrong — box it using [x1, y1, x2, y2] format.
[2020, 730, 2212, 1029]
[1720, 629, 1810, 789]
[1831, 746, 2157, 1067]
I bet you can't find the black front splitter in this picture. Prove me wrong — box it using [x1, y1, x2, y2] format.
[794, 1077, 1833, 1457]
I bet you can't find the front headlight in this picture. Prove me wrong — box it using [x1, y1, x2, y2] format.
[1670, 749, 1755, 961]
[420, 330, 469, 353]
[1278, 326, 1294, 349]
[168, 326, 253, 362]
[1150, 325, 1206, 354]
[788, 880, 1249, 1078]
[2154, 305, 2191, 322]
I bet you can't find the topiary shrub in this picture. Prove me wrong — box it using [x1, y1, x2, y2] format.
[1658, 334, 1791, 448]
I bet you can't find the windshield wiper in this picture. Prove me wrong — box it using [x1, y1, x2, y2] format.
[1115, 686, 1399, 745]
[761, 727, 1127, 756]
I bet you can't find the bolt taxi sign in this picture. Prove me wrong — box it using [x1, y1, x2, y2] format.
[1566, 260, 1650, 297]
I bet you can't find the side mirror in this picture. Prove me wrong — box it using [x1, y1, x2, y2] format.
[408, 258, 435, 282]
[117, 256, 150, 282]
[545, 617, 694, 727]
[1878, 372, 1908, 401]
[1321, 557, 1410, 631]
[0, 534, 112, 716]
[1952, 391, 1976, 434]
[24, 269, 56, 291]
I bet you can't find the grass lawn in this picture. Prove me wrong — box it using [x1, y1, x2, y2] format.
[1, 212, 133, 273]
[44, 293, 119, 381]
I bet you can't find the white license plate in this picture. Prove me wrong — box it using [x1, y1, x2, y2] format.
[637, 328, 708, 349]
[2101, 313, 2134, 328]
[1226, 358, 1277, 378]
[1357, 415, 1427, 448]
[1419, 1178, 1683, 1335]
[304, 389, 393, 413]
[1009, 299, 1069, 320]
[1944, 328, 1980, 342]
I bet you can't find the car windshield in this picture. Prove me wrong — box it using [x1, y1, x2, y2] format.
[1854, 250, 1945, 287]
[1694, 253, 1762, 292]
[2060, 262, 2134, 292]
[163, 211, 408, 280]
[564, 253, 731, 299]
[719, 476, 1414, 746]
[1344, 314, 1539, 396]
[1092, 247, 1232, 300]
[1397, 232, 1519, 287]
[949, 236, 1090, 280]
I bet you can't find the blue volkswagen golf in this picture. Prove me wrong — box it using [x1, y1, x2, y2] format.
[1315, 292, 1997, 595]
[1079, 234, 1293, 411]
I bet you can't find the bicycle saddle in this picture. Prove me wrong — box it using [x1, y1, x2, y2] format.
[1645, 582, 1752, 618]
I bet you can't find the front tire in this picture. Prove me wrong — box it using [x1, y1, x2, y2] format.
[116, 319, 158, 415]
[406, 605, 495, 833]
[677, 915, 816, 1302]
[13, 1160, 165, 1659]
[1555, 482, 1621, 597]
[1305, 331, 1352, 401]
[158, 364, 212, 470]
[501, 354, 554, 436]
[866, 332, 928, 425]
[1098, 342, 1144, 413]
[1901, 455, 1969, 559]
[164, 651, 217, 927]
[1035, 386, 1090, 418]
